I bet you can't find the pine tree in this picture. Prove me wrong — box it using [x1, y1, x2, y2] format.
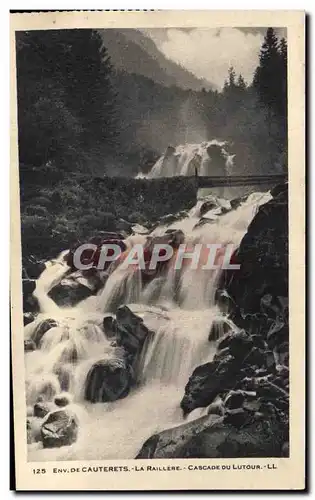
[228, 66, 236, 88]
[237, 74, 247, 90]
[253, 28, 283, 115]
[16, 29, 118, 170]
[252, 28, 288, 172]
[279, 37, 288, 118]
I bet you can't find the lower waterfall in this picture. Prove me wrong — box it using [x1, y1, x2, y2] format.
[25, 190, 272, 461]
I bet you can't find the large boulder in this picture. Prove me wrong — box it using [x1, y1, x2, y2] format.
[136, 414, 219, 459]
[116, 306, 152, 355]
[181, 415, 286, 458]
[84, 357, 133, 403]
[48, 271, 101, 307]
[180, 354, 242, 416]
[22, 279, 36, 296]
[33, 401, 53, 418]
[54, 393, 72, 408]
[41, 409, 79, 449]
[22, 279, 39, 314]
[137, 403, 287, 459]
[221, 185, 288, 314]
[23, 312, 36, 326]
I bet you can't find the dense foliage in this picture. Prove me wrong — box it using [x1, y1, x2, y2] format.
[20, 175, 197, 261]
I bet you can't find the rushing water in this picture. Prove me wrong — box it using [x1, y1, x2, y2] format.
[26, 188, 272, 461]
[146, 140, 234, 179]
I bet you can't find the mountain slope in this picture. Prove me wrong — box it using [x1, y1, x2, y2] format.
[99, 29, 214, 91]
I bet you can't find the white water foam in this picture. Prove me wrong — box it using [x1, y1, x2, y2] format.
[25, 188, 271, 461]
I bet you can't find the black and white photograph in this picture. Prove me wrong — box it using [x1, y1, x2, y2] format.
[10, 10, 305, 491]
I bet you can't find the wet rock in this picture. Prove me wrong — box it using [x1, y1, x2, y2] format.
[257, 380, 288, 400]
[182, 415, 285, 458]
[48, 274, 96, 307]
[136, 414, 219, 459]
[41, 409, 79, 448]
[54, 393, 72, 408]
[116, 306, 152, 354]
[31, 318, 58, 347]
[217, 330, 254, 360]
[224, 390, 246, 410]
[246, 347, 266, 368]
[164, 229, 185, 248]
[23, 294, 39, 314]
[240, 313, 272, 338]
[137, 412, 286, 459]
[208, 317, 232, 341]
[84, 358, 133, 403]
[23, 312, 36, 326]
[251, 334, 268, 350]
[207, 400, 225, 417]
[223, 407, 251, 428]
[22, 279, 36, 296]
[193, 216, 217, 230]
[265, 350, 276, 371]
[215, 289, 237, 314]
[199, 200, 218, 217]
[266, 321, 288, 350]
[24, 339, 36, 352]
[180, 355, 241, 416]
[276, 364, 289, 377]
[103, 316, 117, 338]
[22, 278, 39, 314]
[213, 347, 230, 362]
[270, 182, 288, 199]
[230, 194, 248, 210]
[225, 191, 288, 314]
[275, 342, 289, 366]
[34, 402, 52, 418]
[260, 294, 286, 319]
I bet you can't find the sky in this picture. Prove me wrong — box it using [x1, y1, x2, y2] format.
[140, 27, 286, 89]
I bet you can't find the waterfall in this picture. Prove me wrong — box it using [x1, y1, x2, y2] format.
[146, 140, 234, 179]
[26, 188, 272, 462]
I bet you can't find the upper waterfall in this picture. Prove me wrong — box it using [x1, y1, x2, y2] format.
[145, 140, 235, 179]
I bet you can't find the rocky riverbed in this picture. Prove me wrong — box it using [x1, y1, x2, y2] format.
[136, 183, 289, 459]
[24, 183, 289, 459]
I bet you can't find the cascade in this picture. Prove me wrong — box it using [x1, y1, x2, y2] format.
[146, 140, 234, 179]
[25, 186, 272, 461]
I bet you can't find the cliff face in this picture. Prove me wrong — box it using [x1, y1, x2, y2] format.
[136, 183, 289, 459]
[222, 182, 288, 314]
